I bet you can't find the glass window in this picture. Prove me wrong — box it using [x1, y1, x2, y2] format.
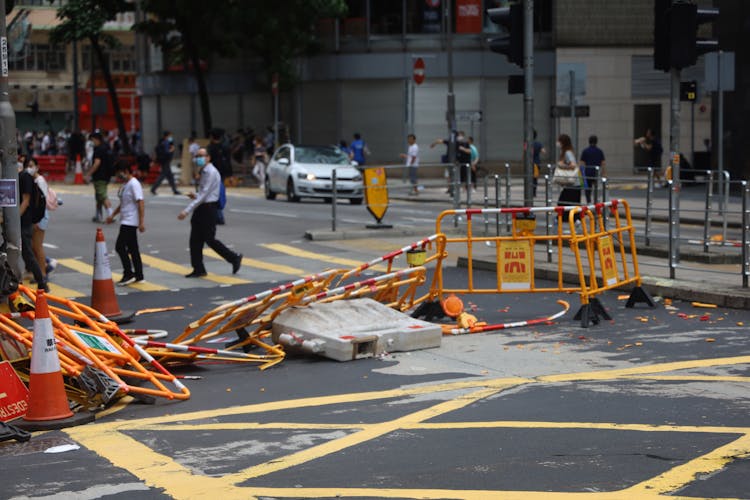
[406, 0, 442, 34]
[295, 146, 350, 165]
[8, 43, 66, 72]
[370, 0, 402, 35]
[343, 0, 367, 37]
[82, 45, 135, 73]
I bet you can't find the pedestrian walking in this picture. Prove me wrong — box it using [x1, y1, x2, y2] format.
[252, 135, 268, 186]
[29, 158, 58, 282]
[556, 133, 582, 210]
[178, 148, 242, 278]
[580, 134, 606, 204]
[531, 129, 546, 197]
[106, 163, 145, 285]
[87, 131, 113, 222]
[151, 130, 181, 195]
[634, 128, 664, 187]
[400, 134, 420, 195]
[18, 158, 48, 292]
[350, 133, 369, 165]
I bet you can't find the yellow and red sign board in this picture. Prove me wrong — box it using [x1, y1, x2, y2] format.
[364, 167, 389, 223]
[598, 235, 618, 286]
[0, 361, 29, 422]
[498, 240, 532, 291]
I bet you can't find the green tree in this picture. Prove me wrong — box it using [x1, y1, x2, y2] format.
[135, 0, 236, 136]
[49, 0, 131, 153]
[136, 0, 347, 135]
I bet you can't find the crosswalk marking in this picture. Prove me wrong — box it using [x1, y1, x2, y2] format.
[260, 243, 389, 272]
[204, 249, 308, 276]
[57, 258, 168, 292]
[139, 255, 250, 285]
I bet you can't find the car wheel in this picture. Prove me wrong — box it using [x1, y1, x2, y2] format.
[264, 177, 276, 200]
[350, 197, 363, 205]
[286, 178, 300, 202]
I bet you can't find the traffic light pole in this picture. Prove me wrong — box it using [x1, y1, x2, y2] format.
[522, 0, 534, 206]
[0, 0, 21, 279]
[669, 67, 681, 272]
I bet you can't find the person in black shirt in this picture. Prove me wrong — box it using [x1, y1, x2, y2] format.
[18, 159, 47, 291]
[87, 132, 113, 222]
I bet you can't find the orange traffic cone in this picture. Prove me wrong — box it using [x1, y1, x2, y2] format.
[17, 291, 93, 430]
[91, 228, 134, 324]
[73, 155, 84, 185]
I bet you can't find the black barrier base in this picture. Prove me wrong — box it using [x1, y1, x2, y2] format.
[0, 420, 31, 443]
[574, 298, 612, 328]
[625, 286, 656, 309]
[411, 300, 446, 322]
[366, 222, 393, 229]
[108, 310, 136, 325]
[16, 411, 95, 432]
[225, 327, 256, 353]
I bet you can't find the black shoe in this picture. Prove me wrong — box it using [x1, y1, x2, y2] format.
[150, 189, 157, 195]
[185, 271, 207, 278]
[38, 282, 50, 293]
[117, 276, 136, 286]
[134, 276, 144, 283]
[173, 190, 182, 195]
[232, 254, 242, 274]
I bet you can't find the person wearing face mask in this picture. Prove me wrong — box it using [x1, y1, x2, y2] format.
[178, 148, 242, 278]
[106, 163, 145, 285]
[87, 131, 114, 222]
[556, 133, 582, 209]
[28, 157, 58, 282]
[18, 158, 48, 292]
[150, 130, 181, 196]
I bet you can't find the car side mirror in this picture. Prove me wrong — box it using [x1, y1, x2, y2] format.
[278, 158, 290, 166]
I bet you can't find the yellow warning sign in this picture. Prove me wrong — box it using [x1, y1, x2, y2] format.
[598, 235, 618, 286]
[364, 167, 388, 223]
[498, 240, 532, 290]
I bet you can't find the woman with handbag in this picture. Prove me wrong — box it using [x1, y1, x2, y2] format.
[554, 134, 582, 208]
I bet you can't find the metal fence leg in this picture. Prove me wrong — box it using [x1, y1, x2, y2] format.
[743, 181, 749, 288]
[645, 167, 653, 246]
[703, 171, 713, 253]
[668, 180, 677, 279]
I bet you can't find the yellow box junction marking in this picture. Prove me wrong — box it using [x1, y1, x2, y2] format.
[63, 356, 750, 500]
[139, 255, 250, 285]
[204, 249, 307, 276]
[260, 243, 390, 272]
[57, 258, 168, 292]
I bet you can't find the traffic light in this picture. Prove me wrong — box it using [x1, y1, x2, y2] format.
[654, 1, 719, 71]
[680, 80, 697, 102]
[487, 4, 523, 67]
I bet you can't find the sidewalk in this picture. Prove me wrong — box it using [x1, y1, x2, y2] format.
[309, 181, 750, 309]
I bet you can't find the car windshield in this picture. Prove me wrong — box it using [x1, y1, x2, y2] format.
[295, 146, 351, 165]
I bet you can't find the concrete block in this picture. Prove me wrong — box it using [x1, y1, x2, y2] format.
[271, 298, 442, 362]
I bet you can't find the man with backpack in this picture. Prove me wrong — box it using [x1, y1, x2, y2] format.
[87, 131, 114, 222]
[18, 158, 48, 292]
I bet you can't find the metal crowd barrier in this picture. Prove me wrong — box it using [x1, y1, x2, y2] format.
[433, 200, 654, 327]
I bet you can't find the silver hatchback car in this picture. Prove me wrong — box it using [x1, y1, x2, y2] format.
[264, 144, 364, 204]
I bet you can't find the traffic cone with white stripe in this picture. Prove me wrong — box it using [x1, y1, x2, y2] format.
[18, 291, 93, 430]
[74, 155, 84, 185]
[91, 228, 133, 324]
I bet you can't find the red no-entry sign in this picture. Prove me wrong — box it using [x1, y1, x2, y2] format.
[413, 58, 425, 86]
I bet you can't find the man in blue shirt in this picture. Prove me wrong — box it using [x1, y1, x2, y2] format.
[178, 148, 242, 278]
[580, 135, 606, 204]
[350, 133, 368, 165]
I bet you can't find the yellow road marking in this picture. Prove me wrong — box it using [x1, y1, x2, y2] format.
[57, 258, 168, 291]
[204, 249, 307, 276]
[623, 433, 750, 496]
[140, 255, 250, 285]
[260, 242, 390, 272]
[47, 281, 86, 298]
[63, 356, 750, 499]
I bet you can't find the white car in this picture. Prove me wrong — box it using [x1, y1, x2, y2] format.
[264, 144, 364, 204]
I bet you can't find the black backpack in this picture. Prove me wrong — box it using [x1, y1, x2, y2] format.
[30, 180, 46, 224]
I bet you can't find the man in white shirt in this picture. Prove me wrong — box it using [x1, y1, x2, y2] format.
[106, 163, 145, 285]
[400, 134, 420, 195]
[178, 148, 242, 278]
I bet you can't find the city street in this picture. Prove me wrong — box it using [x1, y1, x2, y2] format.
[1, 182, 749, 499]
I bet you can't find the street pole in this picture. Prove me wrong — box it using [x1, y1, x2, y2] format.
[523, 0, 534, 206]
[717, 50, 724, 214]
[73, 39, 78, 131]
[569, 69, 576, 167]
[445, 1, 456, 173]
[0, 0, 22, 278]
[670, 66, 681, 266]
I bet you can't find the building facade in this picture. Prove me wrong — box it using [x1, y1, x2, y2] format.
[8, 0, 745, 180]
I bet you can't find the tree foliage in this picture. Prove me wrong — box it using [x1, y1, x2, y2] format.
[49, 0, 131, 152]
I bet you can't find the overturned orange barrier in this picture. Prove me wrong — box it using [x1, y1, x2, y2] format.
[3, 285, 190, 404]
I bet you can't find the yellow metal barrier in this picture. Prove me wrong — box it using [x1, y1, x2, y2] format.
[432, 200, 654, 327]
